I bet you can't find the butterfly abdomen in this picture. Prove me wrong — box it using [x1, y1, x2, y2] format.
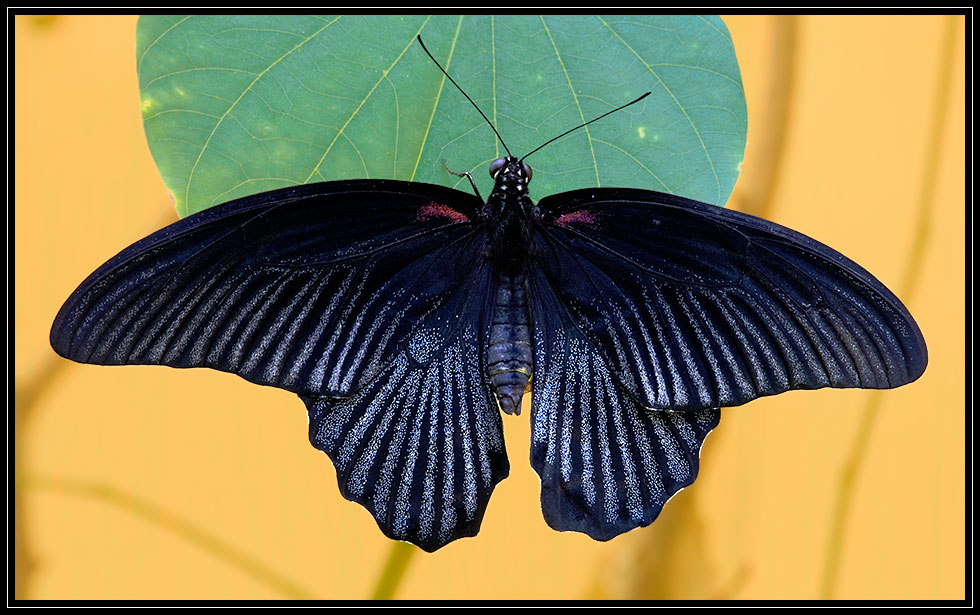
[487, 273, 533, 415]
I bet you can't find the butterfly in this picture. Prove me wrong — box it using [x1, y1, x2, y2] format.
[50, 37, 927, 552]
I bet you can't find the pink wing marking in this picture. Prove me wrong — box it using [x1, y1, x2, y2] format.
[417, 201, 470, 224]
[554, 210, 599, 228]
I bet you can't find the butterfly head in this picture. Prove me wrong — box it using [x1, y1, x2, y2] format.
[489, 156, 532, 193]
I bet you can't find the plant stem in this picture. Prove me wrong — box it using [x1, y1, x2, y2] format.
[819, 14, 959, 600]
[371, 541, 416, 600]
[735, 15, 799, 219]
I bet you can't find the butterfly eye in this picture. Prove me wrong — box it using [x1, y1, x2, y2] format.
[489, 158, 507, 178]
[522, 162, 533, 181]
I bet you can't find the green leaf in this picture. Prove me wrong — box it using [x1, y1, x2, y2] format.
[136, 15, 746, 217]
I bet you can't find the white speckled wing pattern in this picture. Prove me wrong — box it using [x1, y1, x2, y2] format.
[50, 180, 485, 400]
[302, 266, 508, 552]
[534, 188, 927, 412]
[528, 268, 719, 539]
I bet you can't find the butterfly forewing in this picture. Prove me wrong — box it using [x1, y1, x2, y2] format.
[50, 180, 484, 399]
[533, 188, 928, 412]
[303, 261, 508, 552]
[528, 266, 720, 540]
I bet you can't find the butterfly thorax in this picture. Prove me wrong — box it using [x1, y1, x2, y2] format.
[481, 156, 535, 275]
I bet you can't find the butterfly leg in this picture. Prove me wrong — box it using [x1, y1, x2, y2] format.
[442, 159, 482, 200]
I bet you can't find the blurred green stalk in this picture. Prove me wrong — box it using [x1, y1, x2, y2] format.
[371, 542, 416, 599]
[819, 14, 959, 600]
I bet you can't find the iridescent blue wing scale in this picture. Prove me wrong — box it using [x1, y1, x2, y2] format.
[533, 188, 927, 413]
[528, 266, 719, 539]
[302, 264, 508, 552]
[50, 180, 484, 400]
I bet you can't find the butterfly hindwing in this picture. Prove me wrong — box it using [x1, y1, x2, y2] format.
[528, 267, 720, 540]
[50, 180, 484, 399]
[302, 263, 508, 552]
[534, 188, 927, 412]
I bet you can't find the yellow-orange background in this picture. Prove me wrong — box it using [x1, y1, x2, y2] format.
[14, 15, 965, 600]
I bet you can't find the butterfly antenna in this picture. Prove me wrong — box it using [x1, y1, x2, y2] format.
[520, 91, 651, 161]
[417, 36, 512, 157]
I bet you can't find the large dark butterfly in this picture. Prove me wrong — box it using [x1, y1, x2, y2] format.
[50, 38, 927, 552]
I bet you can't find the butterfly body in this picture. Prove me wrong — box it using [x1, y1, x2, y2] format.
[486, 272, 532, 415]
[475, 156, 539, 414]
